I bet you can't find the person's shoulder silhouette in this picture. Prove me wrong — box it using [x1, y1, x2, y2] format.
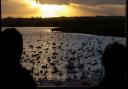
[2, 28, 37, 89]
[90, 42, 127, 89]
[16, 66, 37, 89]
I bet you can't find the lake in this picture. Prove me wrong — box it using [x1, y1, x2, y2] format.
[2, 27, 126, 87]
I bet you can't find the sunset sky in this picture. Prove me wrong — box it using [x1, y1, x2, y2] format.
[1, 0, 126, 18]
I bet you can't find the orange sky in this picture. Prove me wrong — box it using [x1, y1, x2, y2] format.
[1, 0, 126, 18]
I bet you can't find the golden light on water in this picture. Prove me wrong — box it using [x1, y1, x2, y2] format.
[44, 29, 52, 32]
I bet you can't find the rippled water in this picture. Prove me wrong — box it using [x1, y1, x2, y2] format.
[2, 27, 126, 87]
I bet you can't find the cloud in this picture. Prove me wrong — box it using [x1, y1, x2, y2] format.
[69, 3, 125, 16]
[38, 0, 70, 4]
[38, 0, 126, 5]
[1, 0, 41, 17]
[85, 4, 125, 16]
[1, 0, 126, 18]
[72, 0, 126, 5]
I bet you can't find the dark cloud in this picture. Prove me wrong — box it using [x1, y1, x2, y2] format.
[70, 3, 125, 16]
[38, 0, 126, 5]
[72, 0, 126, 5]
[38, 0, 70, 4]
[85, 4, 125, 16]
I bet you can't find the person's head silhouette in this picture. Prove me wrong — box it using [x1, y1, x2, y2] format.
[2, 28, 37, 89]
[3, 28, 23, 67]
[102, 42, 127, 80]
[90, 42, 127, 89]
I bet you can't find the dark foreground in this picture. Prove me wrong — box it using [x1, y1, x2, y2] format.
[37, 86, 89, 89]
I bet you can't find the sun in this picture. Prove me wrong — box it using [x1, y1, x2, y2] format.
[24, 0, 70, 18]
[39, 4, 69, 17]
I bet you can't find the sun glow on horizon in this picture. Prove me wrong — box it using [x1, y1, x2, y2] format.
[23, 0, 71, 18]
[39, 4, 70, 17]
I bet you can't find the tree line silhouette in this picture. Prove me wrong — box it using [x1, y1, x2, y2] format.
[2, 16, 125, 27]
[1, 16, 126, 37]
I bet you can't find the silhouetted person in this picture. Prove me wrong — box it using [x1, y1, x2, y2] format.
[91, 42, 127, 89]
[2, 28, 37, 89]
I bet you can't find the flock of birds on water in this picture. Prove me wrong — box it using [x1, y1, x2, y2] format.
[17, 27, 126, 86]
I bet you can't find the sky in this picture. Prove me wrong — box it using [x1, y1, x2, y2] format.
[1, 0, 126, 18]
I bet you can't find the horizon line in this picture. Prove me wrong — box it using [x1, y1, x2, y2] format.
[1, 15, 126, 19]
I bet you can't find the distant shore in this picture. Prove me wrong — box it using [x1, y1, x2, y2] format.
[2, 16, 126, 37]
[50, 24, 126, 37]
